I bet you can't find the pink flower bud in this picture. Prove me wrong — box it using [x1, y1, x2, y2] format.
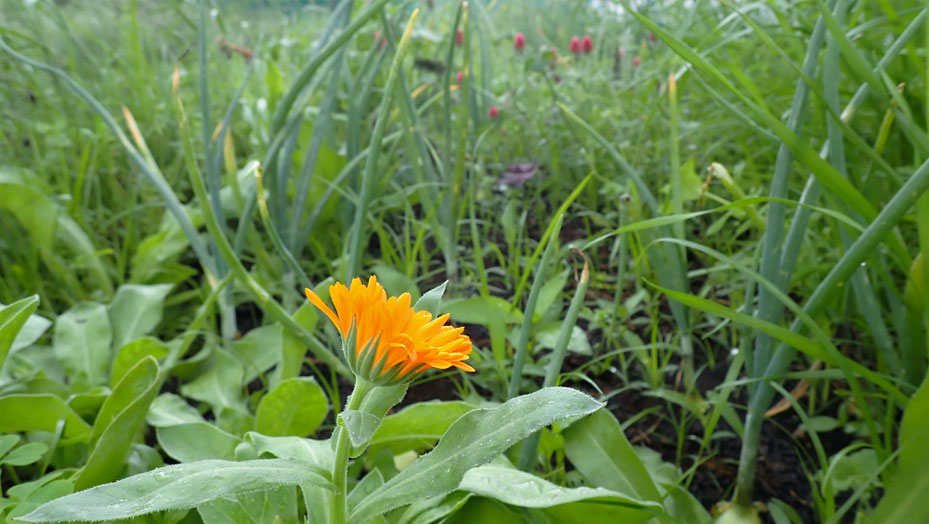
[489, 105, 499, 119]
[456, 71, 464, 85]
[456, 28, 464, 46]
[569, 36, 580, 54]
[514, 32, 526, 51]
[633, 56, 641, 67]
[581, 35, 593, 53]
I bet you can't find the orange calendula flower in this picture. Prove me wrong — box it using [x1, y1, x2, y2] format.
[305, 276, 474, 385]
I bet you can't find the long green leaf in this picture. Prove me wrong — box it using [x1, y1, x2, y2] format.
[350, 387, 602, 521]
[20, 459, 333, 523]
[460, 461, 661, 520]
[74, 356, 161, 490]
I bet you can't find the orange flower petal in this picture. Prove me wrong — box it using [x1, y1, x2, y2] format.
[304, 276, 474, 380]
[305, 288, 341, 335]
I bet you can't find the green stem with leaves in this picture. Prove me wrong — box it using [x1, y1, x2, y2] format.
[330, 378, 374, 524]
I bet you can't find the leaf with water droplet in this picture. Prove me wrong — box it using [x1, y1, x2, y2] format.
[19, 459, 333, 522]
[350, 387, 603, 521]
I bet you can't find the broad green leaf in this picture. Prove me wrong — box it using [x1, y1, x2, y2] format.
[357, 382, 409, 423]
[146, 393, 205, 427]
[399, 492, 472, 524]
[0, 394, 92, 440]
[240, 485, 299, 524]
[662, 485, 713, 524]
[111, 337, 170, 387]
[244, 433, 333, 524]
[0, 295, 40, 367]
[413, 281, 448, 316]
[0, 442, 48, 466]
[460, 461, 661, 521]
[821, 449, 878, 493]
[870, 373, 929, 522]
[20, 459, 333, 523]
[444, 297, 523, 325]
[0, 376, 69, 398]
[0, 434, 20, 458]
[7, 471, 67, 502]
[74, 356, 160, 491]
[125, 443, 164, 477]
[542, 500, 658, 524]
[181, 347, 245, 410]
[198, 497, 256, 524]
[461, 461, 651, 510]
[107, 284, 172, 350]
[66, 388, 109, 419]
[6, 479, 74, 521]
[768, 498, 805, 524]
[216, 407, 256, 436]
[8, 310, 52, 354]
[256, 377, 328, 437]
[535, 323, 591, 356]
[245, 433, 333, 467]
[130, 216, 191, 283]
[367, 401, 477, 456]
[348, 469, 384, 509]
[339, 410, 382, 450]
[198, 486, 298, 524]
[234, 324, 283, 383]
[157, 422, 240, 462]
[350, 387, 603, 521]
[53, 302, 113, 388]
[563, 409, 661, 502]
[444, 497, 525, 523]
[373, 265, 421, 303]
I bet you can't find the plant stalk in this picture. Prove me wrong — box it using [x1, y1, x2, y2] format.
[330, 378, 374, 524]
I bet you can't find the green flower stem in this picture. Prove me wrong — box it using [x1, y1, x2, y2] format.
[331, 378, 374, 524]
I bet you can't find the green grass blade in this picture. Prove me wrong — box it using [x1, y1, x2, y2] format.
[345, 9, 419, 280]
[173, 70, 350, 377]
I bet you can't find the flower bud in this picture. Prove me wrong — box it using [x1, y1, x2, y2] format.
[581, 35, 593, 53]
[514, 32, 526, 51]
[569, 36, 580, 54]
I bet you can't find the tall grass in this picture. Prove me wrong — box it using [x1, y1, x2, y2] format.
[1, 0, 928, 520]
